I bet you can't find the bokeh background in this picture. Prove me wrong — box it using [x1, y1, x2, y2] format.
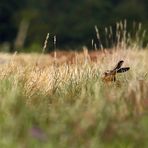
[0, 0, 148, 52]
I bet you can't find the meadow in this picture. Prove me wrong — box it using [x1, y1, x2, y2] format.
[0, 46, 148, 148]
[0, 21, 148, 148]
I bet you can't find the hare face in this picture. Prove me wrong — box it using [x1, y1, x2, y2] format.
[102, 60, 130, 83]
[102, 70, 116, 82]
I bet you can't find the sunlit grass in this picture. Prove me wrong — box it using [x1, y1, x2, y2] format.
[0, 47, 148, 147]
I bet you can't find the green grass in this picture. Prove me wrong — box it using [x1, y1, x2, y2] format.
[0, 49, 148, 148]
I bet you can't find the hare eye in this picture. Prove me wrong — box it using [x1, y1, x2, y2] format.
[104, 71, 110, 76]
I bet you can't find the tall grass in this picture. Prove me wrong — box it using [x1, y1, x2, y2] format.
[0, 48, 148, 148]
[94, 20, 147, 50]
[0, 22, 148, 147]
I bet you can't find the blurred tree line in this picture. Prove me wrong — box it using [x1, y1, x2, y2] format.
[0, 0, 148, 52]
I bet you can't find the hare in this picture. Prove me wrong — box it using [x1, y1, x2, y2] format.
[102, 60, 130, 83]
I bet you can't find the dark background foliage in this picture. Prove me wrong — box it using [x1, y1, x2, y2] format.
[0, 0, 148, 52]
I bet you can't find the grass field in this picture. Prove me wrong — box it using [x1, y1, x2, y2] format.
[0, 47, 148, 148]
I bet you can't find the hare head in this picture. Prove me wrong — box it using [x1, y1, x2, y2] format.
[102, 60, 130, 83]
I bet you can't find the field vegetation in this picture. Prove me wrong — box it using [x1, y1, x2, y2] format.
[0, 23, 148, 147]
[0, 47, 148, 148]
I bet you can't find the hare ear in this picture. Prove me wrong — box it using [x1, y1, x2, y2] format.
[113, 60, 124, 71]
[117, 67, 130, 73]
